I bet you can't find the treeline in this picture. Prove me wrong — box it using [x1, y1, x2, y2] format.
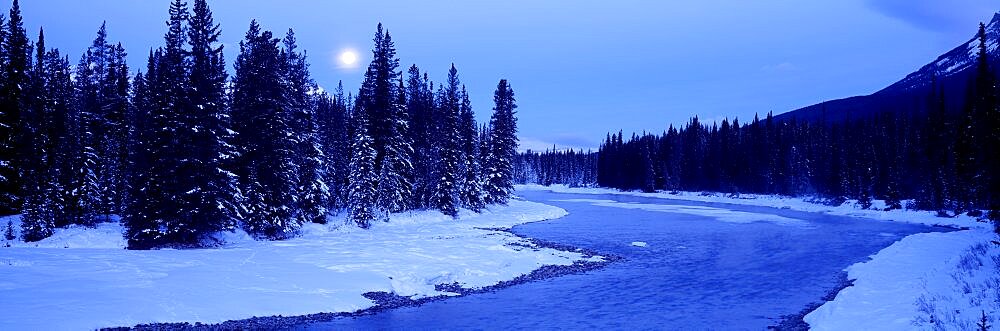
[597, 24, 1000, 226]
[514, 148, 597, 187]
[1, 0, 519, 249]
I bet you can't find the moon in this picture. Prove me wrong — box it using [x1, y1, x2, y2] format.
[338, 49, 359, 67]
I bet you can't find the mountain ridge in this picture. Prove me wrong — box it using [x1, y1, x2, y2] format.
[775, 12, 1000, 123]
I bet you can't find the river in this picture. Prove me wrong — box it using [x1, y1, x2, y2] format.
[302, 190, 943, 330]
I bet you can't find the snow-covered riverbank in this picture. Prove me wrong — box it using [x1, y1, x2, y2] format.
[516, 184, 984, 229]
[518, 184, 998, 329]
[0, 200, 597, 330]
[805, 230, 1000, 330]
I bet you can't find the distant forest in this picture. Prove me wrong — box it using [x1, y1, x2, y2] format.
[0, 0, 519, 248]
[515, 148, 597, 188]
[518, 24, 1000, 228]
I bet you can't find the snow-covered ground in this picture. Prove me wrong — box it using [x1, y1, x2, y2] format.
[0, 200, 592, 330]
[518, 184, 984, 229]
[806, 230, 1000, 330]
[519, 184, 999, 330]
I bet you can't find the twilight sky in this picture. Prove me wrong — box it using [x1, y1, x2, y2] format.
[6, 0, 998, 151]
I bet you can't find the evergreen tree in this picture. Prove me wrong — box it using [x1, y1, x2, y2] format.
[106, 43, 130, 212]
[281, 28, 329, 224]
[122, 50, 161, 248]
[977, 310, 990, 331]
[4, 219, 14, 241]
[99, 29, 128, 216]
[124, 0, 239, 247]
[955, 23, 996, 214]
[458, 85, 484, 212]
[348, 112, 378, 228]
[63, 82, 99, 228]
[0, 11, 8, 215]
[640, 142, 656, 193]
[316, 83, 350, 212]
[483, 79, 518, 205]
[356, 23, 400, 165]
[68, 26, 112, 227]
[71, 23, 130, 218]
[431, 66, 463, 217]
[375, 76, 413, 214]
[0, 0, 30, 214]
[123, 0, 194, 248]
[918, 76, 954, 211]
[405, 65, 435, 209]
[356, 23, 413, 215]
[977, 28, 1000, 227]
[231, 20, 301, 239]
[184, 0, 241, 233]
[19, 27, 56, 242]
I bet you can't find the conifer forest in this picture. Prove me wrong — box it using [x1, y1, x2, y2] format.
[0, 0, 519, 249]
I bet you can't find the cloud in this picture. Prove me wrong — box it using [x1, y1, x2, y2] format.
[865, 0, 997, 34]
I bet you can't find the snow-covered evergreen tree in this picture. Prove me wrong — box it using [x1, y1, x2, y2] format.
[19, 28, 56, 242]
[431, 65, 463, 218]
[231, 20, 301, 239]
[123, 0, 192, 248]
[123, 0, 238, 247]
[316, 85, 350, 213]
[356, 24, 413, 216]
[3, 219, 14, 241]
[483, 79, 518, 205]
[104, 43, 129, 214]
[281, 29, 329, 225]
[63, 77, 100, 229]
[458, 85, 484, 212]
[0, 0, 30, 215]
[404, 66, 436, 209]
[68, 41, 106, 228]
[71, 23, 130, 218]
[296, 124, 330, 223]
[122, 50, 162, 248]
[356, 24, 398, 162]
[0, 12, 7, 216]
[99, 33, 129, 217]
[184, 0, 241, 233]
[376, 77, 413, 214]
[348, 112, 378, 228]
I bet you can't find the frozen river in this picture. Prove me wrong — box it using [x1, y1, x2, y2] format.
[303, 191, 945, 330]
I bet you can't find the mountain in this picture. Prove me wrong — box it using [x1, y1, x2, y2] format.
[775, 13, 1000, 123]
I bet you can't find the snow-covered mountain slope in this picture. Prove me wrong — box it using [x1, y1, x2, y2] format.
[776, 12, 1000, 124]
[890, 13, 1000, 91]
